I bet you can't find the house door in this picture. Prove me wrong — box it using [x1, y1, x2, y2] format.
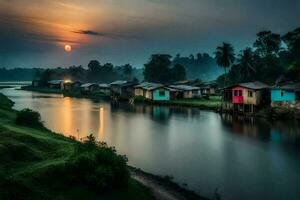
[296, 91, 300, 101]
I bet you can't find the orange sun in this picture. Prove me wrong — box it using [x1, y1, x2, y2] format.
[64, 44, 72, 52]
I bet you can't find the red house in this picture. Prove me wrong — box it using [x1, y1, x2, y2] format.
[232, 86, 244, 104]
[221, 81, 270, 113]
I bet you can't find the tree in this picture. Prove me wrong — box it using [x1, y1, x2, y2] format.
[285, 61, 300, 81]
[88, 60, 101, 72]
[172, 53, 218, 80]
[101, 63, 117, 82]
[215, 42, 235, 86]
[69, 65, 86, 81]
[237, 48, 256, 82]
[144, 54, 172, 83]
[122, 64, 133, 80]
[254, 31, 281, 57]
[282, 27, 300, 63]
[88, 60, 101, 81]
[172, 64, 186, 81]
[40, 69, 53, 86]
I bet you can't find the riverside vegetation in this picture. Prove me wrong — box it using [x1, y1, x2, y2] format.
[0, 93, 154, 200]
[0, 93, 209, 200]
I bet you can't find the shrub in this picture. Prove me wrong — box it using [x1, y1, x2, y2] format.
[134, 96, 147, 102]
[66, 135, 130, 191]
[0, 93, 14, 109]
[33, 135, 129, 193]
[15, 109, 44, 128]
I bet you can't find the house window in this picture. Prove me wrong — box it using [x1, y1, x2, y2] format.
[234, 90, 242, 96]
[192, 90, 198, 94]
[248, 91, 253, 97]
[280, 90, 284, 97]
[234, 90, 238, 96]
[159, 90, 165, 96]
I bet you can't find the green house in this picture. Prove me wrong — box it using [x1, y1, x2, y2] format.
[134, 82, 174, 101]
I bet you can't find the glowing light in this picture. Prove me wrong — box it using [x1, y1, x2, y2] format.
[64, 44, 72, 52]
[98, 107, 104, 139]
[64, 79, 72, 83]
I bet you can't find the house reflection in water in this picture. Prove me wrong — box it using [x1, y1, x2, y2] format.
[221, 114, 300, 145]
[221, 114, 271, 141]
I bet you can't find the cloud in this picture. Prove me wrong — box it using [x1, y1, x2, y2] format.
[73, 30, 106, 36]
[73, 29, 143, 40]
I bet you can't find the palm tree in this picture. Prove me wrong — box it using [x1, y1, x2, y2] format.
[238, 48, 256, 82]
[215, 42, 235, 86]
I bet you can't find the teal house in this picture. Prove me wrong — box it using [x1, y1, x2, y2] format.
[134, 82, 175, 101]
[152, 88, 171, 101]
[271, 84, 300, 102]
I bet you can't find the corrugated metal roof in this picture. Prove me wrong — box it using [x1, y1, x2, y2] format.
[275, 83, 300, 91]
[98, 83, 110, 88]
[135, 82, 163, 90]
[222, 81, 269, 90]
[81, 83, 98, 88]
[238, 81, 270, 90]
[48, 80, 63, 84]
[169, 85, 200, 91]
[110, 80, 128, 85]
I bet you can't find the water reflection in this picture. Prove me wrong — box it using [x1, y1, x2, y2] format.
[2, 87, 300, 200]
[220, 114, 300, 145]
[98, 107, 104, 139]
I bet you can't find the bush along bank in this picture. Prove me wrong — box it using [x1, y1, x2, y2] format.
[0, 93, 209, 200]
[0, 95, 154, 200]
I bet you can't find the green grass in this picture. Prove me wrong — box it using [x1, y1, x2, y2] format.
[161, 95, 221, 110]
[0, 93, 154, 200]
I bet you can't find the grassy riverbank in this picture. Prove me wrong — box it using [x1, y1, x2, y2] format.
[0, 93, 154, 200]
[167, 96, 221, 110]
[0, 93, 208, 200]
[135, 95, 221, 110]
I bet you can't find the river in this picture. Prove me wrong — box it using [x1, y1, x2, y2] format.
[1, 87, 300, 200]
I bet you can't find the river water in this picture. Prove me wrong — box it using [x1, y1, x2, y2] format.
[1, 87, 300, 200]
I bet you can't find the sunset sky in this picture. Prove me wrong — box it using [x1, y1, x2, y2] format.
[1, 0, 300, 68]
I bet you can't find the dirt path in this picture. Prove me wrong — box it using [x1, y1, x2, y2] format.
[130, 168, 210, 200]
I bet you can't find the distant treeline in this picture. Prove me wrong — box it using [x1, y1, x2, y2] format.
[215, 27, 300, 87]
[0, 52, 220, 83]
[34, 62, 143, 85]
[172, 53, 221, 81]
[0, 68, 41, 81]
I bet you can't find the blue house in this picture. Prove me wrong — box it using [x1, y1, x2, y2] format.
[271, 83, 300, 103]
[134, 82, 175, 101]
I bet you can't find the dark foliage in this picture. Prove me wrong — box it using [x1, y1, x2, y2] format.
[15, 109, 44, 128]
[34, 134, 129, 193]
[35, 61, 141, 85]
[216, 28, 300, 87]
[144, 54, 186, 83]
[0, 93, 14, 109]
[0, 134, 130, 199]
[172, 53, 221, 80]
